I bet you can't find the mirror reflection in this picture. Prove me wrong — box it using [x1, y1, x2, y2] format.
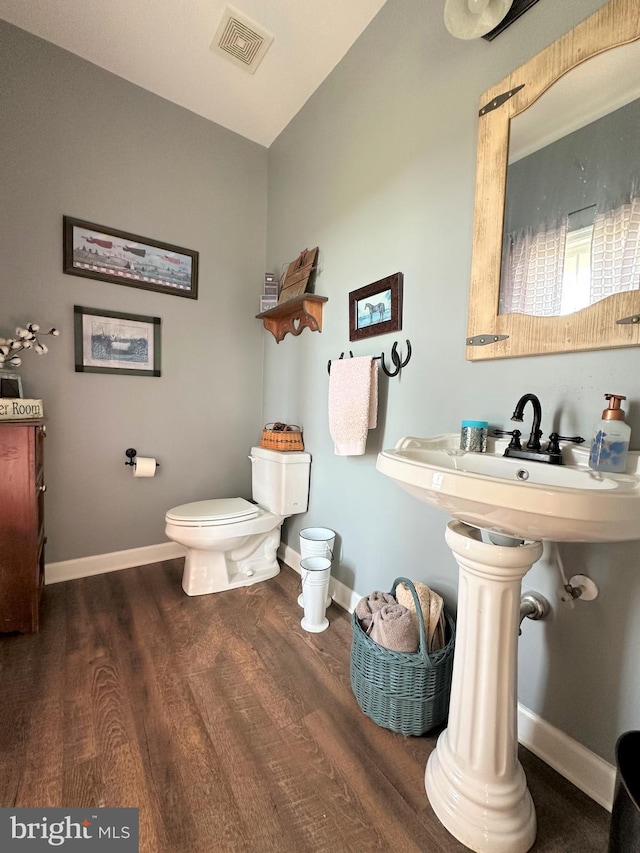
[466, 0, 640, 360]
[500, 40, 640, 318]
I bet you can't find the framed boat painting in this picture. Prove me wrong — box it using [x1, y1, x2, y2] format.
[64, 216, 198, 299]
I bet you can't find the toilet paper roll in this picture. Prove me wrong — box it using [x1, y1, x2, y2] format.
[134, 457, 157, 477]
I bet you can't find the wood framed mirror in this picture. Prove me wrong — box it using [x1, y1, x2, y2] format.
[466, 0, 640, 361]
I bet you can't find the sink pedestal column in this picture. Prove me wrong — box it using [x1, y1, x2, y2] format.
[425, 521, 543, 853]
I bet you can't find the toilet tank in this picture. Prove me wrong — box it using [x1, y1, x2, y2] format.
[249, 446, 311, 515]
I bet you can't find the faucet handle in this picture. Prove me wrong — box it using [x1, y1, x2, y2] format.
[546, 433, 586, 456]
[492, 428, 522, 450]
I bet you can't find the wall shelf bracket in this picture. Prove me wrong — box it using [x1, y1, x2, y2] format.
[256, 294, 328, 343]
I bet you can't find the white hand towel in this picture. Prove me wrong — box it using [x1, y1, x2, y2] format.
[368, 360, 378, 430]
[328, 356, 378, 456]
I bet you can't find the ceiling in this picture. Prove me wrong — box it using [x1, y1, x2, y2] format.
[0, 0, 389, 148]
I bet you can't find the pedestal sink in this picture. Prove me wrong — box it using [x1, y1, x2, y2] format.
[376, 434, 640, 853]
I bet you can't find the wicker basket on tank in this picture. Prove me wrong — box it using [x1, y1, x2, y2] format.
[260, 422, 304, 451]
[350, 576, 455, 736]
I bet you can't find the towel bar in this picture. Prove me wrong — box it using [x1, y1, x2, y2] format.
[327, 339, 412, 377]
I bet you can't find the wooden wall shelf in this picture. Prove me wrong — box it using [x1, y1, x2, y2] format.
[256, 294, 328, 343]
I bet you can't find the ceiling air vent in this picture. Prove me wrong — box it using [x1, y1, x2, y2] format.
[210, 6, 274, 74]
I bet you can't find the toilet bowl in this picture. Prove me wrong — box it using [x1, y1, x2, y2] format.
[165, 448, 311, 596]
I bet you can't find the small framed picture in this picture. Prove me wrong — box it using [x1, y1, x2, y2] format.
[64, 216, 198, 299]
[74, 306, 161, 377]
[349, 272, 403, 342]
[0, 371, 23, 398]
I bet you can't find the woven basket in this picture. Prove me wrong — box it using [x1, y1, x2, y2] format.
[350, 577, 455, 736]
[260, 422, 304, 452]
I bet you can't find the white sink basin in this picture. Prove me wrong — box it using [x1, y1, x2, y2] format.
[376, 433, 640, 542]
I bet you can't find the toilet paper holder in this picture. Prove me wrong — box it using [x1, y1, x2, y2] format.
[124, 448, 159, 469]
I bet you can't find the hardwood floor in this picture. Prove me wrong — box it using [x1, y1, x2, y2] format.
[0, 560, 610, 852]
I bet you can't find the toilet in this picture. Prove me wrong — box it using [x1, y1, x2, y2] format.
[165, 446, 311, 596]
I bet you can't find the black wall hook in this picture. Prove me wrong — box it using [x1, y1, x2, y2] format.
[327, 351, 354, 373]
[380, 339, 412, 377]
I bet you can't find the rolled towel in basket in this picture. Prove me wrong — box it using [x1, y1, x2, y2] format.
[396, 581, 446, 652]
[369, 603, 419, 653]
[355, 591, 396, 632]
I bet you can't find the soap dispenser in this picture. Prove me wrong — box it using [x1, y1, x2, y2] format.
[588, 394, 631, 473]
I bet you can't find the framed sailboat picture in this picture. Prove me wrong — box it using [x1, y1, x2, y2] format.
[63, 216, 198, 299]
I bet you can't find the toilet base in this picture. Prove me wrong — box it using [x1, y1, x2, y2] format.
[183, 560, 280, 595]
[180, 525, 283, 596]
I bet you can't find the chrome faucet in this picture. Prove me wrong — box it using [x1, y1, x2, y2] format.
[493, 393, 585, 465]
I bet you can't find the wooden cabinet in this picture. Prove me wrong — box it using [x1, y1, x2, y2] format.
[0, 420, 46, 633]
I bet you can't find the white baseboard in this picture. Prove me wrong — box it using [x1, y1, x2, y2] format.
[45, 541, 186, 584]
[280, 541, 616, 812]
[46, 539, 617, 811]
[517, 703, 615, 811]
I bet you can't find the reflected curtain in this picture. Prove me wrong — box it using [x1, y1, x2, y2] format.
[590, 195, 640, 301]
[500, 220, 567, 316]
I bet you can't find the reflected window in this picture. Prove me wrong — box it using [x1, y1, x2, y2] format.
[560, 223, 593, 315]
[500, 94, 640, 317]
[501, 197, 640, 316]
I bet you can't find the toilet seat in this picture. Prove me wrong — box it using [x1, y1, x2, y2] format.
[165, 497, 259, 527]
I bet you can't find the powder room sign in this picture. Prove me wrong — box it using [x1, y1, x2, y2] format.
[0, 399, 44, 420]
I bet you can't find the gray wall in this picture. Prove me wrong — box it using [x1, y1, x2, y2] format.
[0, 21, 268, 561]
[3, 0, 637, 769]
[506, 97, 640, 233]
[265, 0, 639, 764]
